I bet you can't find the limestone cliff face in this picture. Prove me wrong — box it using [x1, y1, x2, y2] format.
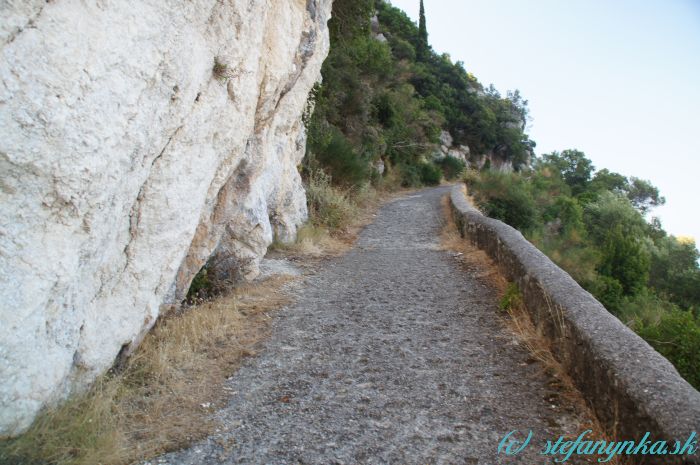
[0, 0, 332, 436]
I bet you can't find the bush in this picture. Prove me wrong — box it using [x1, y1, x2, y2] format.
[598, 225, 650, 296]
[419, 162, 442, 185]
[636, 309, 700, 389]
[388, 36, 417, 61]
[590, 275, 624, 314]
[187, 266, 212, 300]
[436, 155, 466, 181]
[471, 171, 538, 233]
[304, 170, 357, 230]
[312, 126, 370, 187]
[398, 163, 421, 187]
[499, 283, 523, 311]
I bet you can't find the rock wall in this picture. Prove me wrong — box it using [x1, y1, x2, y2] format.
[0, 0, 332, 436]
[450, 185, 700, 465]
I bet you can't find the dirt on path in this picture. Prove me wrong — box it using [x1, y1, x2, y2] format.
[156, 186, 592, 465]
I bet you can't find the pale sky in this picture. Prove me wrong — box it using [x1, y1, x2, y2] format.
[389, 0, 700, 242]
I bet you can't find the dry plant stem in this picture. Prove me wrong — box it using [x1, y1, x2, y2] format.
[439, 194, 623, 465]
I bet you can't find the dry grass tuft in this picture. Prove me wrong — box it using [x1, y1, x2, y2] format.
[439, 195, 621, 464]
[273, 181, 399, 260]
[0, 275, 296, 465]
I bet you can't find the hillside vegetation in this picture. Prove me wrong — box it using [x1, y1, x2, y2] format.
[304, 0, 533, 191]
[465, 152, 700, 389]
[304, 0, 700, 389]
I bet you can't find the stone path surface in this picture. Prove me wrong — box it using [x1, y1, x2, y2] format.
[158, 186, 589, 465]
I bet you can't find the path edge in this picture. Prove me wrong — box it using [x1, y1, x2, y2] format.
[450, 184, 700, 465]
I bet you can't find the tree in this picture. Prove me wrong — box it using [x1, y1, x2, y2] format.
[328, 0, 375, 42]
[584, 191, 647, 243]
[598, 225, 650, 295]
[648, 236, 700, 311]
[627, 177, 666, 214]
[541, 150, 594, 197]
[591, 168, 628, 194]
[506, 89, 529, 127]
[417, 0, 428, 59]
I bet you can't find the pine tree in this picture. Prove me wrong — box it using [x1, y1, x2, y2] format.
[417, 0, 428, 59]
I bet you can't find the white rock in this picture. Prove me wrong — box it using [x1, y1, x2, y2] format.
[447, 148, 467, 163]
[370, 15, 380, 34]
[373, 159, 385, 175]
[432, 150, 446, 161]
[375, 33, 388, 43]
[0, 0, 332, 436]
[439, 130, 453, 147]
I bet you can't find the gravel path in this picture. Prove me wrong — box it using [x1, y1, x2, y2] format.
[158, 186, 589, 464]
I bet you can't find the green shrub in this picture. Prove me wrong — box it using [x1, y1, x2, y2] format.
[312, 127, 370, 187]
[636, 309, 700, 389]
[436, 155, 466, 181]
[388, 36, 417, 61]
[590, 275, 624, 314]
[419, 162, 442, 185]
[398, 163, 421, 187]
[187, 266, 212, 299]
[304, 170, 357, 230]
[499, 283, 523, 311]
[532, 229, 600, 288]
[598, 225, 650, 296]
[471, 171, 537, 233]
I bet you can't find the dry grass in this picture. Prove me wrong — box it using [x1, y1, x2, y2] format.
[0, 275, 296, 465]
[273, 181, 403, 260]
[439, 195, 622, 464]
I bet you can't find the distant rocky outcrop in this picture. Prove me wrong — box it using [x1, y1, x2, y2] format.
[0, 0, 332, 436]
[433, 130, 469, 163]
[432, 130, 518, 172]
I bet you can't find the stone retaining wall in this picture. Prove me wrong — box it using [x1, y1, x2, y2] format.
[450, 185, 699, 465]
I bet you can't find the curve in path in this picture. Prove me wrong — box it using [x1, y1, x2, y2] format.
[159, 186, 589, 465]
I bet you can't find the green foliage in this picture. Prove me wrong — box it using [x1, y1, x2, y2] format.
[466, 149, 700, 388]
[598, 225, 650, 296]
[328, 0, 375, 43]
[304, 170, 357, 230]
[436, 155, 466, 181]
[470, 171, 537, 233]
[583, 191, 648, 243]
[397, 162, 441, 187]
[419, 162, 442, 185]
[308, 0, 537, 193]
[375, 0, 534, 167]
[588, 170, 665, 214]
[309, 126, 370, 187]
[499, 283, 523, 311]
[590, 275, 625, 314]
[648, 235, 700, 312]
[417, 0, 429, 60]
[540, 150, 594, 197]
[590, 168, 628, 194]
[627, 177, 666, 214]
[636, 308, 700, 389]
[388, 36, 416, 61]
[187, 266, 212, 299]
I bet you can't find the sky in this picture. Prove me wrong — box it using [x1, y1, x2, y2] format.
[389, 0, 700, 242]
